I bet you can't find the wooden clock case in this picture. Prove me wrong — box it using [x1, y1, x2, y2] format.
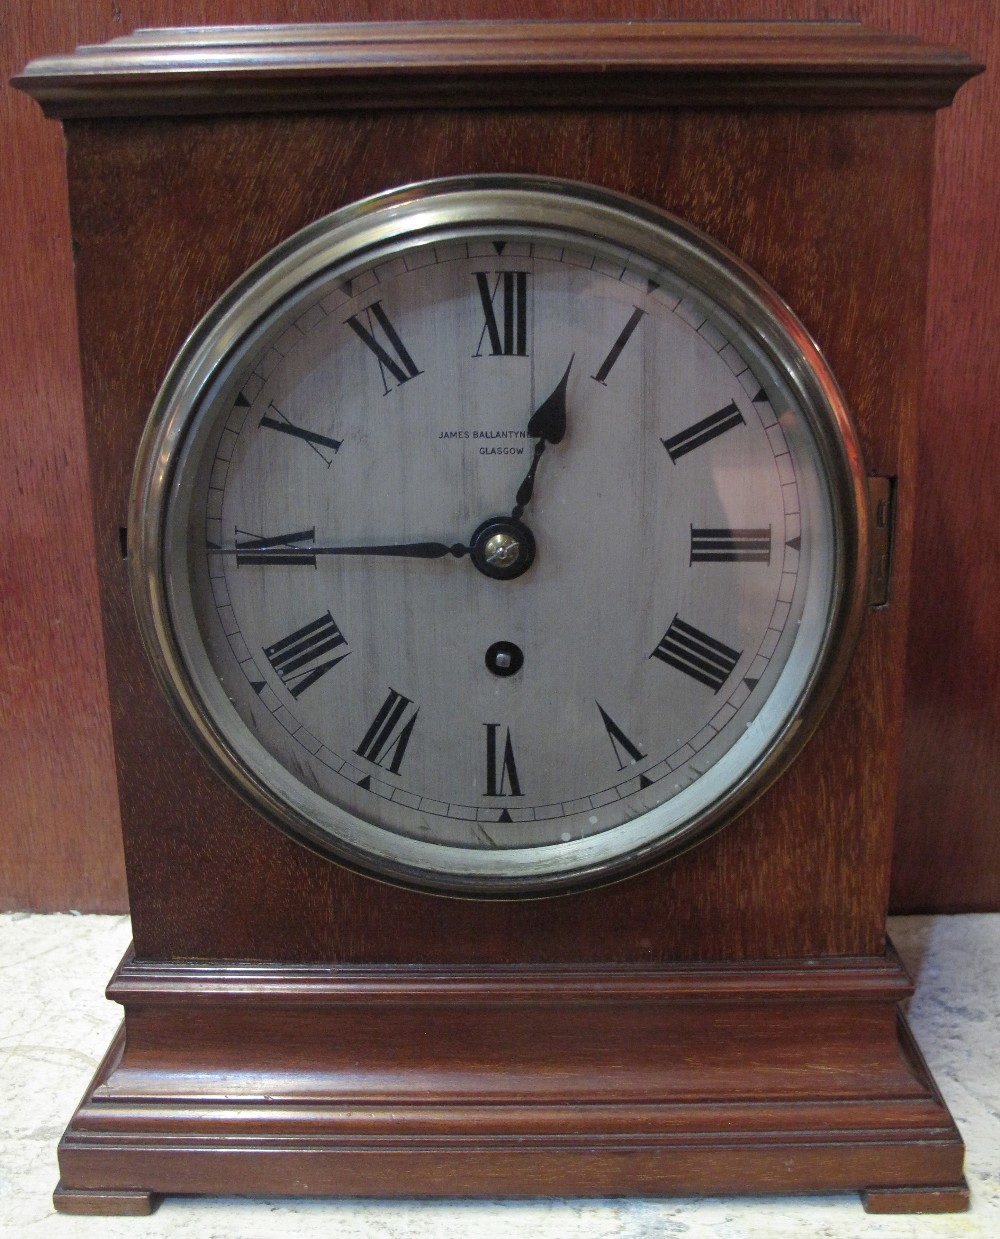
[15, 20, 980, 1216]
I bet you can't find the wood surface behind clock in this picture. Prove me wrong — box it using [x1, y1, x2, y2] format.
[14, 20, 980, 1215]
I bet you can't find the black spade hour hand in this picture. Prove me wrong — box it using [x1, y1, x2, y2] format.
[511, 355, 573, 521]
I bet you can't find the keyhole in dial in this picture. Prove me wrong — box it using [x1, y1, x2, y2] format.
[485, 641, 524, 678]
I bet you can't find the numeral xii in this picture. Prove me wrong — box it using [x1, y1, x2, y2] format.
[474, 271, 528, 357]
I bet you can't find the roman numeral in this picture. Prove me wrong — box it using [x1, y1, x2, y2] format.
[235, 527, 316, 567]
[354, 688, 419, 775]
[258, 402, 341, 466]
[484, 724, 522, 797]
[596, 701, 645, 771]
[262, 612, 350, 698]
[474, 271, 529, 357]
[345, 300, 422, 394]
[591, 306, 645, 384]
[689, 526, 772, 564]
[661, 400, 745, 462]
[650, 616, 742, 693]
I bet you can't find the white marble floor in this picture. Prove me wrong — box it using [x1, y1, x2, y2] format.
[2, 912, 998, 1238]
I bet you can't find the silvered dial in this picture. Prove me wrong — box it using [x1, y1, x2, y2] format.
[131, 177, 868, 895]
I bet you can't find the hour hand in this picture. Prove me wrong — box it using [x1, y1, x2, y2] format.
[512, 356, 573, 520]
[526, 356, 571, 445]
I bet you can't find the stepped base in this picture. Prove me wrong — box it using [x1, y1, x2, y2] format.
[54, 944, 967, 1214]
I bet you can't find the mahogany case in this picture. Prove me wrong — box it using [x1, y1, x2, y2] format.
[14, 20, 980, 1215]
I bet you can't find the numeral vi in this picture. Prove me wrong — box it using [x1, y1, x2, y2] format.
[483, 724, 522, 797]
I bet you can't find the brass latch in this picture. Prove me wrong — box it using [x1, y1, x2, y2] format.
[867, 476, 895, 608]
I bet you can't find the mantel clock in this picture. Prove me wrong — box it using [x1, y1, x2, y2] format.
[14, 19, 980, 1216]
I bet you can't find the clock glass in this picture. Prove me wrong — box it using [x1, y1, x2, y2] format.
[130, 177, 868, 895]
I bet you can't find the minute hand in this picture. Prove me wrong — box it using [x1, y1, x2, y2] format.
[311, 541, 470, 559]
[212, 540, 471, 560]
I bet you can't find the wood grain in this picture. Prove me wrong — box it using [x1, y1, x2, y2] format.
[63, 94, 926, 963]
[0, 3, 123, 912]
[891, 2, 1000, 912]
[2, 0, 998, 916]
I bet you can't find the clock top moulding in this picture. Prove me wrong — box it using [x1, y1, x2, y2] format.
[15, 20, 977, 114]
[13, 21, 981, 969]
[13, 20, 983, 1218]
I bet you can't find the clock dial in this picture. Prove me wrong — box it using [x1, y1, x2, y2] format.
[132, 178, 868, 894]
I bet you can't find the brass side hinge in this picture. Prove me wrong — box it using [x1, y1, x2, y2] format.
[867, 475, 895, 608]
